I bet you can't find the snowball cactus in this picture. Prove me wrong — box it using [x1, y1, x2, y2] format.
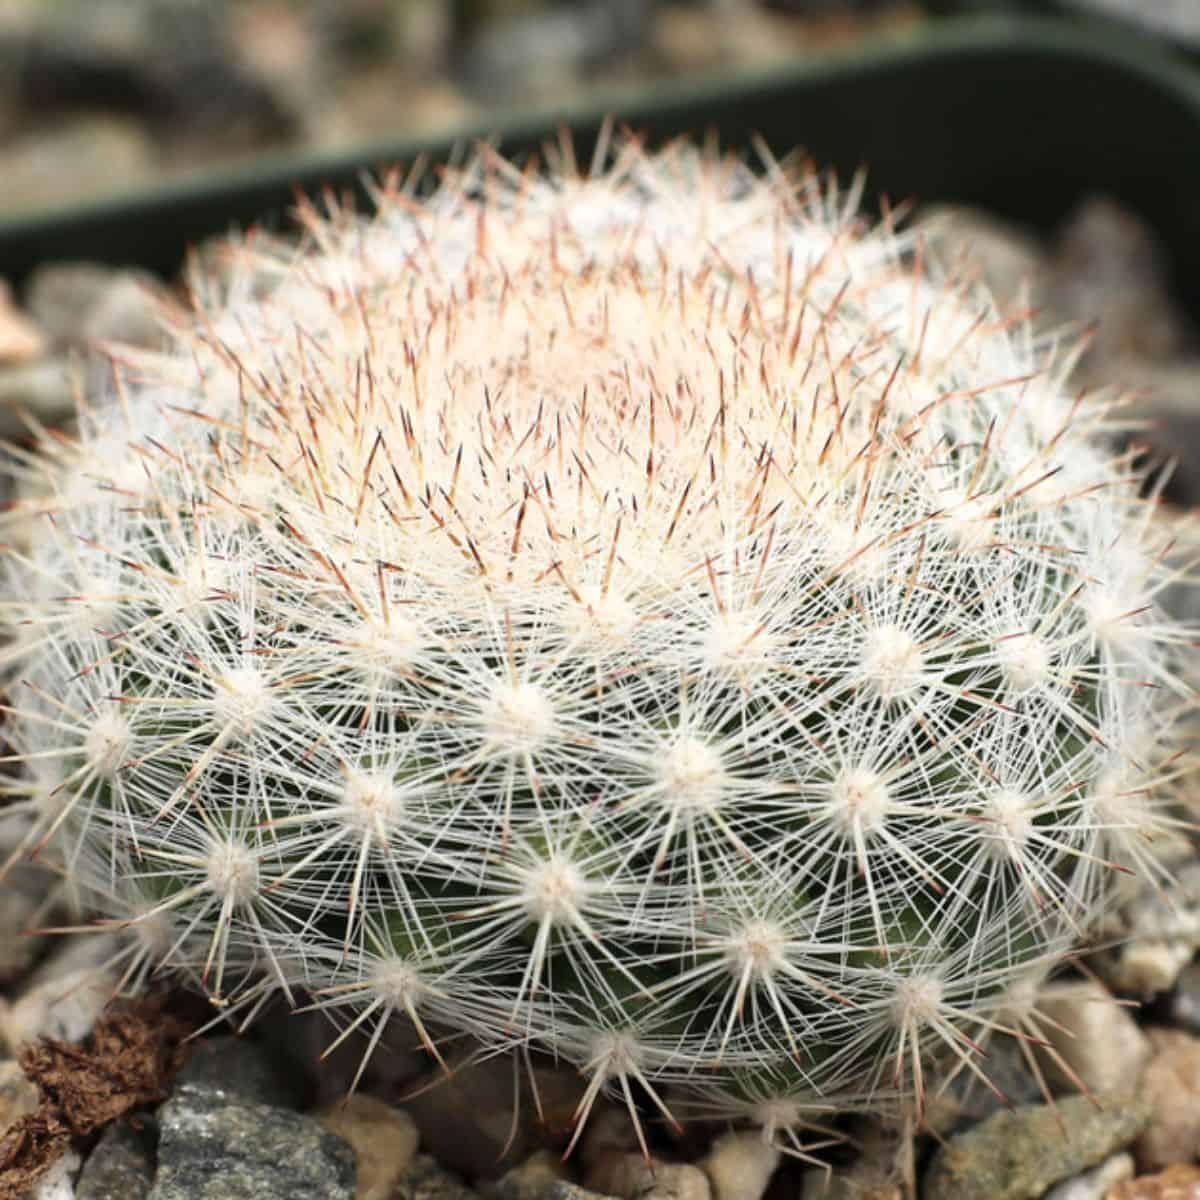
[2, 136, 1194, 1154]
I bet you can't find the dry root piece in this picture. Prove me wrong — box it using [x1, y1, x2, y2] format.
[0, 995, 190, 1200]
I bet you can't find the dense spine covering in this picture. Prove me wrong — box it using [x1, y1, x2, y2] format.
[1, 137, 1193, 1151]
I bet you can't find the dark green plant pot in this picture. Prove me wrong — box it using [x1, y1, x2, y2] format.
[2, 13, 1199, 316]
[923, 1, 1200, 55]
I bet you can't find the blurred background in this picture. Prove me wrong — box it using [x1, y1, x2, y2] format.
[0, 0, 929, 218]
[2, 0, 1200, 514]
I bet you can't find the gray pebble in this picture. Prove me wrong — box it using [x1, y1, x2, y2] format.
[396, 1154, 481, 1200]
[25, 262, 166, 351]
[1041, 1152, 1134, 1200]
[937, 1028, 1048, 1129]
[0, 860, 64, 985]
[403, 1049, 583, 1178]
[459, 0, 650, 102]
[1032, 981, 1151, 1096]
[76, 1120, 156, 1200]
[175, 1034, 306, 1109]
[1093, 859, 1200, 996]
[1045, 196, 1194, 368]
[1085, 358, 1200, 512]
[920, 205, 1047, 314]
[1166, 961, 1200, 1034]
[483, 1151, 602, 1200]
[262, 1003, 428, 1108]
[0, 358, 78, 435]
[24, 262, 123, 345]
[147, 1081, 355, 1200]
[0, 116, 154, 217]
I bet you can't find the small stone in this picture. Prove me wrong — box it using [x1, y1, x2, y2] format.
[175, 1034, 304, 1108]
[1034, 981, 1151, 1095]
[1, 962, 119, 1051]
[25, 262, 124, 345]
[701, 1131, 779, 1200]
[263, 1003, 428, 1108]
[578, 1104, 639, 1170]
[802, 1117, 907, 1199]
[1099, 858, 1200, 968]
[0, 1058, 39, 1134]
[801, 1171, 901, 1200]
[920, 205, 1047, 314]
[0, 860, 69, 985]
[0, 358, 78, 436]
[584, 1152, 711, 1200]
[147, 1081, 355, 1200]
[394, 1154, 480, 1200]
[1045, 196, 1194, 367]
[317, 1094, 420, 1200]
[404, 1049, 583, 1178]
[1107, 1163, 1200, 1199]
[30, 1149, 81, 1200]
[24, 262, 168, 352]
[1083, 360, 1200, 513]
[935, 1027, 1047, 1129]
[0, 280, 46, 364]
[1133, 1028, 1200, 1171]
[1167, 961, 1200, 1034]
[481, 1149, 572, 1200]
[1042, 1152, 1134, 1200]
[76, 1120, 155, 1200]
[0, 115, 154, 217]
[458, 0, 650, 104]
[921, 1092, 1151, 1200]
[80, 273, 167, 350]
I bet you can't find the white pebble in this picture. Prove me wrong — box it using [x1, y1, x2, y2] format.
[701, 1131, 780, 1200]
[1042, 1151, 1134, 1200]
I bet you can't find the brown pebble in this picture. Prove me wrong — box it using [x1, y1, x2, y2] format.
[0, 281, 46, 365]
[1135, 1028, 1200, 1171]
[315, 1093, 418, 1200]
[1106, 1162, 1200, 1199]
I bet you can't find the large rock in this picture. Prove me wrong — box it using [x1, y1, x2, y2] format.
[147, 1081, 355, 1200]
[921, 1092, 1151, 1200]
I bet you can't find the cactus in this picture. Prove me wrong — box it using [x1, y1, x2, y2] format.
[1, 137, 1194, 1154]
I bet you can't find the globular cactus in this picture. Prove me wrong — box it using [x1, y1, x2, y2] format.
[2, 136, 1194, 1154]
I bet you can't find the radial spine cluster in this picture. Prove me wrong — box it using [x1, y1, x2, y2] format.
[1, 137, 1194, 1149]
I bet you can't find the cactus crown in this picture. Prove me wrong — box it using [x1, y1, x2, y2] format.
[2, 136, 1193, 1153]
